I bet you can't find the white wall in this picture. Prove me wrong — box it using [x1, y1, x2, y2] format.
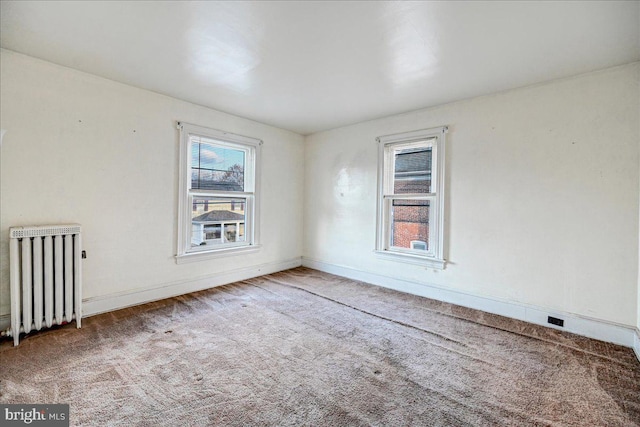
[304, 63, 640, 328]
[0, 49, 304, 318]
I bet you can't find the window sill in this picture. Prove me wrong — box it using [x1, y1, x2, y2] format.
[175, 244, 261, 264]
[374, 250, 446, 269]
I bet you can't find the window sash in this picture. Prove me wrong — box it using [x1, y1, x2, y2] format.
[384, 138, 437, 196]
[187, 193, 254, 253]
[383, 195, 436, 257]
[188, 136, 255, 193]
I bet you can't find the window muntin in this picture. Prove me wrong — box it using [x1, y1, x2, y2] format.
[376, 127, 447, 268]
[177, 122, 261, 261]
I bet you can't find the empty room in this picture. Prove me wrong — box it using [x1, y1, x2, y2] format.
[1, 1, 639, 425]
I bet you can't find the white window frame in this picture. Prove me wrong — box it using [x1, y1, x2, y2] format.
[176, 122, 262, 264]
[375, 126, 447, 269]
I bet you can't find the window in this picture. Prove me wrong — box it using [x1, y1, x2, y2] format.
[176, 122, 261, 263]
[375, 126, 447, 269]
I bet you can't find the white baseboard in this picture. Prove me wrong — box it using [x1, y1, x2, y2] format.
[1, 257, 302, 336]
[83, 257, 302, 317]
[302, 256, 639, 353]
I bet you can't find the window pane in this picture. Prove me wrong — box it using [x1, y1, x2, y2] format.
[204, 224, 221, 240]
[191, 140, 245, 191]
[191, 196, 246, 247]
[391, 199, 430, 251]
[393, 146, 432, 194]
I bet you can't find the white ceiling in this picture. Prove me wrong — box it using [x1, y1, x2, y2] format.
[1, 1, 638, 135]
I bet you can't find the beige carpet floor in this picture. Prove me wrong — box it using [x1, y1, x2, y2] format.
[1, 267, 639, 426]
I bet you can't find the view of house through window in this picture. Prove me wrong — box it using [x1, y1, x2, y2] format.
[189, 140, 248, 248]
[192, 197, 246, 247]
[177, 122, 261, 260]
[188, 136, 253, 250]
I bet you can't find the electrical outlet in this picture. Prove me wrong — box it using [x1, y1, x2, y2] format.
[547, 316, 564, 327]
